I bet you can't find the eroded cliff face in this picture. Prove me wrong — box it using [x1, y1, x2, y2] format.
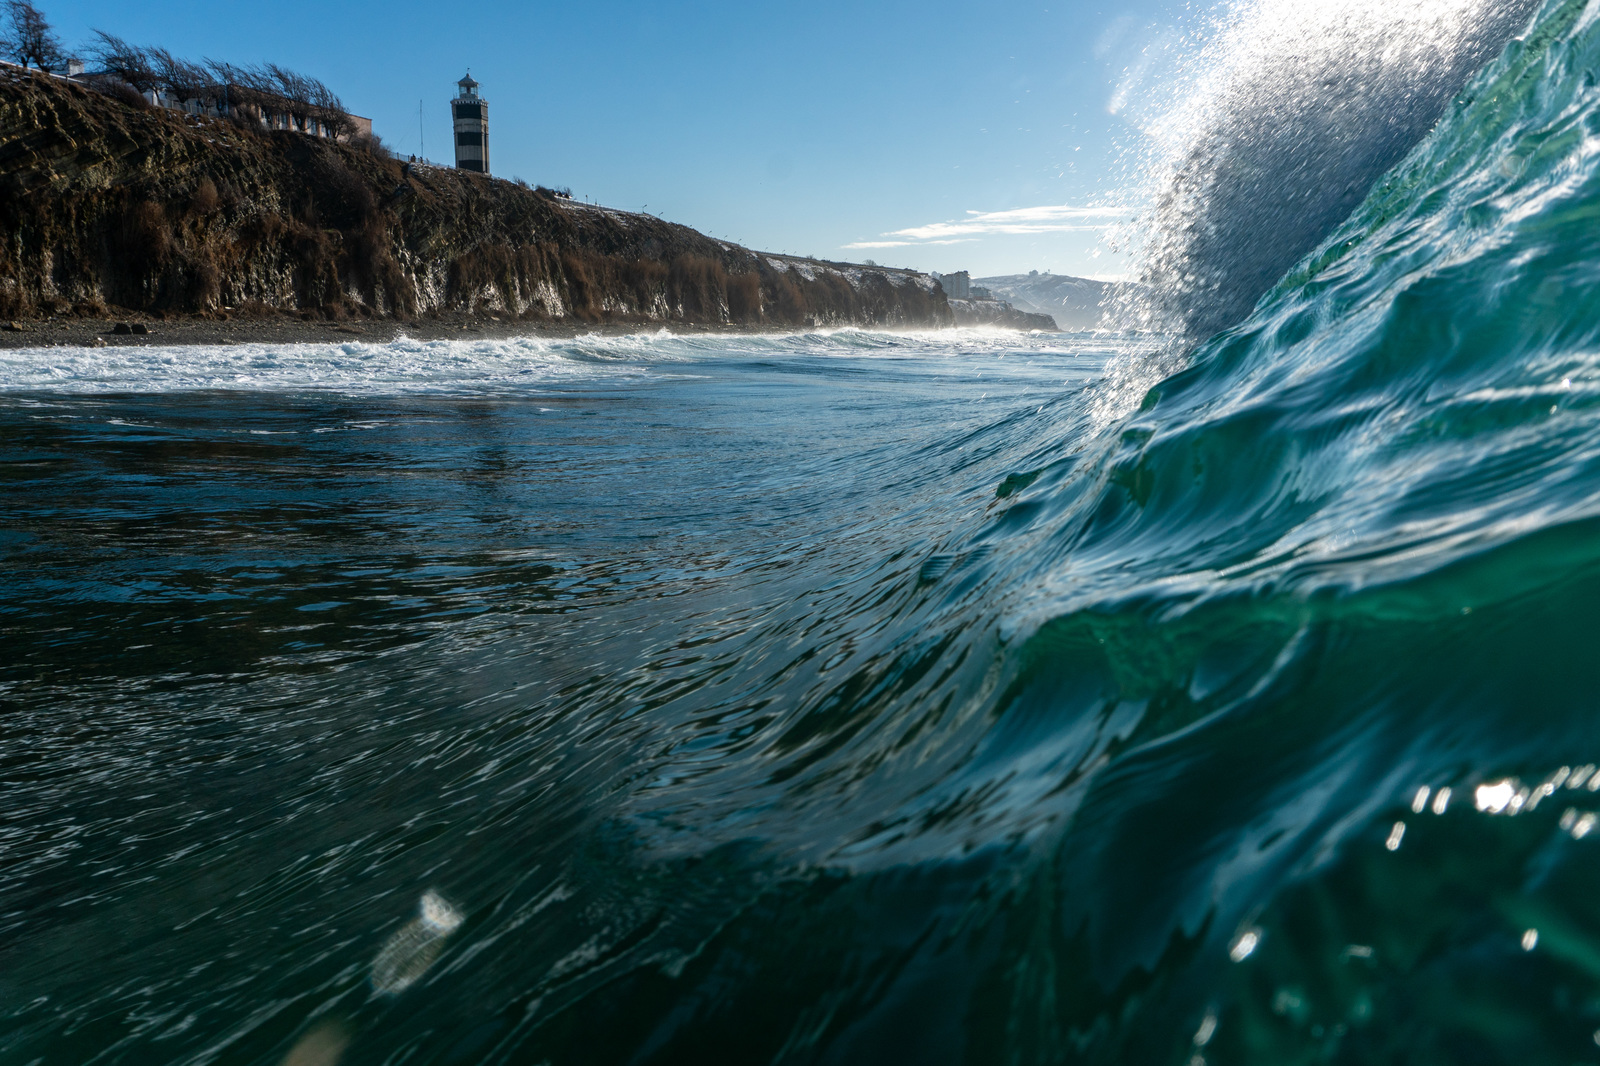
[0, 67, 953, 329]
[947, 298, 1057, 331]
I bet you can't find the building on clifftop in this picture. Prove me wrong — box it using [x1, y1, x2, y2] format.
[935, 271, 971, 299]
[452, 73, 489, 173]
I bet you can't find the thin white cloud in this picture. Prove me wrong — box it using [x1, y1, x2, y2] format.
[844, 204, 1128, 249]
[844, 238, 980, 249]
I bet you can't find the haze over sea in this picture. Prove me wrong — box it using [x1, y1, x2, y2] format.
[15, 0, 1600, 1062]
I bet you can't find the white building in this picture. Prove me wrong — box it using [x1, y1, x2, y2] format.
[936, 271, 971, 299]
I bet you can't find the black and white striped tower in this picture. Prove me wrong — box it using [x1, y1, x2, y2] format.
[452, 73, 489, 174]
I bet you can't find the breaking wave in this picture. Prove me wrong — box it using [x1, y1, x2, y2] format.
[9, 1, 1600, 1062]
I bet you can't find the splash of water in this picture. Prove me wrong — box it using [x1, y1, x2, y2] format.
[1111, 0, 1542, 340]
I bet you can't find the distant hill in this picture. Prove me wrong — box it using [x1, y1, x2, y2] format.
[974, 273, 1114, 331]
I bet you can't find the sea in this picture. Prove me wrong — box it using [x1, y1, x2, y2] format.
[10, 0, 1600, 1062]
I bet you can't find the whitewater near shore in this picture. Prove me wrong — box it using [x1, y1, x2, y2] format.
[0, 326, 1111, 393]
[0, 313, 998, 351]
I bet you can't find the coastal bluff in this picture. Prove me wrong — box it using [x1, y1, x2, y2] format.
[0, 67, 954, 331]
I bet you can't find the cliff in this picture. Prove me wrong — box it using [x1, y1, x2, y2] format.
[947, 297, 1057, 331]
[0, 66, 953, 331]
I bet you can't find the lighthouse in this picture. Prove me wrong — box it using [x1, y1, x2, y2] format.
[452, 73, 489, 174]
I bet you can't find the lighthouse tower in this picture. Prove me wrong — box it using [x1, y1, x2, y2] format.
[452, 73, 489, 174]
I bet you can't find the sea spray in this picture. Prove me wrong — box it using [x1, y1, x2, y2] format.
[1108, 0, 1543, 341]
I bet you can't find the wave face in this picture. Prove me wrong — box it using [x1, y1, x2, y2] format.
[10, 2, 1600, 1062]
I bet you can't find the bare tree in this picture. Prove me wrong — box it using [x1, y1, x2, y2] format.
[203, 59, 240, 113]
[213, 63, 283, 126]
[83, 32, 357, 140]
[86, 31, 157, 91]
[220, 62, 276, 101]
[204, 60, 267, 120]
[307, 77, 352, 140]
[147, 46, 211, 102]
[266, 63, 314, 130]
[2, 0, 64, 70]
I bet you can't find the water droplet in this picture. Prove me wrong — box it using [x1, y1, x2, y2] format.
[371, 891, 464, 995]
[1385, 821, 1406, 850]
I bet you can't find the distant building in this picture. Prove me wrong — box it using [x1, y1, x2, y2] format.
[151, 90, 371, 140]
[938, 271, 971, 300]
[452, 73, 489, 174]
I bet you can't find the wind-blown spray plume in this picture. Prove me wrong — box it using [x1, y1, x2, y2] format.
[1115, 0, 1543, 340]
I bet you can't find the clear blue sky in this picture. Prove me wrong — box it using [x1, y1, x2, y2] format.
[51, 0, 1196, 279]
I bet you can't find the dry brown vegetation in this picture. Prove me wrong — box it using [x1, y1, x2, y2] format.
[0, 68, 953, 330]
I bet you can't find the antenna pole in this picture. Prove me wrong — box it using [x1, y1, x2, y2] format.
[419, 100, 425, 161]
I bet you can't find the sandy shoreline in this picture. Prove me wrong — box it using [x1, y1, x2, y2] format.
[0, 313, 805, 350]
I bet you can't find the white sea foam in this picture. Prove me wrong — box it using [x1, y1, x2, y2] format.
[0, 328, 1126, 396]
[0, 335, 662, 395]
